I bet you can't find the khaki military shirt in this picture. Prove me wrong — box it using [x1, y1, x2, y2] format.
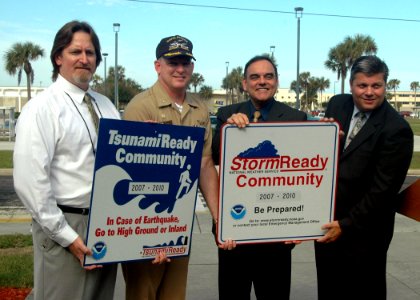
[124, 81, 212, 157]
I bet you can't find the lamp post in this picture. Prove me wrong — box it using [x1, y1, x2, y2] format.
[102, 53, 108, 96]
[113, 23, 120, 109]
[295, 7, 303, 110]
[225, 61, 229, 105]
[270, 46, 275, 59]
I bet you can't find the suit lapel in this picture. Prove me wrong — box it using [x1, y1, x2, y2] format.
[341, 122, 375, 157]
[341, 101, 387, 158]
[237, 101, 252, 118]
[267, 102, 284, 121]
[335, 98, 354, 154]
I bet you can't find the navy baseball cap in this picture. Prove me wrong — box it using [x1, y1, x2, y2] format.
[156, 35, 196, 60]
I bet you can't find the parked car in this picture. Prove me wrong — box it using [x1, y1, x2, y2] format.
[210, 115, 217, 130]
[399, 111, 411, 118]
[307, 114, 321, 121]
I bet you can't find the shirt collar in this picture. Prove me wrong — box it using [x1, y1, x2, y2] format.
[249, 98, 275, 121]
[351, 105, 371, 119]
[153, 81, 198, 109]
[56, 74, 90, 104]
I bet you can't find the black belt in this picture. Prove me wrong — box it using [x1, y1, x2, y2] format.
[58, 204, 90, 215]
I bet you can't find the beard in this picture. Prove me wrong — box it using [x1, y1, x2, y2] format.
[74, 70, 93, 85]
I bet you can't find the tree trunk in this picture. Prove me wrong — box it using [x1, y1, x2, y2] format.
[26, 72, 32, 100]
[24, 61, 32, 100]
[341, 77, 345, 94]
[394, 89, 398, 111]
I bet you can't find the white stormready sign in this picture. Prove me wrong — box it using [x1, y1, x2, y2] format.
[217, 122, 340, 244]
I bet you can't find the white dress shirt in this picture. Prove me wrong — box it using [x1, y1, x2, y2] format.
[13, 75, 120, 247]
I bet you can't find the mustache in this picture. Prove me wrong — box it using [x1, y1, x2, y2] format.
[75, 65, 93, 71]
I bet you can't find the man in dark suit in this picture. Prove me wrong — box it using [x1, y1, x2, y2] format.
[212, 55, 307, 300]
[315, 55, 413, 300]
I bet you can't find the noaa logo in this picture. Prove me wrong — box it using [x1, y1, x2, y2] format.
[92, 241, 107, 260]
[230, 204, 246, 220]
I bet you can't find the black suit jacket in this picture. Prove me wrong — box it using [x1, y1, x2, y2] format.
[212, 99, 307, 164]
[325, 94, 413, 253]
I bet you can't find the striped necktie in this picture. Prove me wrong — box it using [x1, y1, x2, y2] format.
[253, 110, 261, 123]
[345, 111, 366, 149]
[84, 93, 99, 132]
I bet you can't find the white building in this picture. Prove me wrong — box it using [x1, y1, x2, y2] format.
[2, 86, 419, 115]
[0, 86, 46, 112]
[209, 88, 333, 114]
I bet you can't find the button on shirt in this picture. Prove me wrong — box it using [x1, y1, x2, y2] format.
[13, 75, 120, 247]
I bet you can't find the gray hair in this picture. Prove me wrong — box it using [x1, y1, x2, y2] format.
[350, 55, 389, 83]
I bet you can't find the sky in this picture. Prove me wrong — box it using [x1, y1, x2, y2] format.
[1, 0, 420, 94]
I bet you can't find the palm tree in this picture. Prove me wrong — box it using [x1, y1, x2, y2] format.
[325, 45, 348, 95]
[387, 79, 400, 110]
[410, 81, 419, 114]
[290, 80, 303, 100]
[325, 34, 377, 94]
[317, 77, 330, 108]
[190, 73, 205, 93]
[199, 85, 213, 101]
[230, 67, 244, 104]
[300, 72, 311, 111]
[91, 74, 103, 88]
[345, 34, 378, 66]
[4, 42, 45, 100]
[222, 66, 244, 104]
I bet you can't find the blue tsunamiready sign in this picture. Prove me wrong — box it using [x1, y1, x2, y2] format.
[84, 119, 205, 265]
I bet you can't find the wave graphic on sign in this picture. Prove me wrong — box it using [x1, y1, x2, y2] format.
[144, 235, 188, 248]
[238, 140, 279, 158]
[101, 165, 198, 214]
[94, 165, 145, 209]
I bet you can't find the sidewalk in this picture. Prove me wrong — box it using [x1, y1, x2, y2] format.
[1, 139, 420, 299]
[1, 209, 420, 299]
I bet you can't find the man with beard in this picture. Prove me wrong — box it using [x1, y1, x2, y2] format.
[13, 21, 120, 299]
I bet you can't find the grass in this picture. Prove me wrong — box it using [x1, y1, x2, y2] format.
[0, 121, 418, 289]
[410, 152, 420, 170]
[0, 128, 420, 169]
[0, 151, 12, 169]
[0, 235, 33, 288]
[406, 118, 420, 136]
[0, 234, 32, 249]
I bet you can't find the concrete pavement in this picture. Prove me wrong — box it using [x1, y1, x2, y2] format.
[1, 139, 420, 299]
[1, 210, 420, 299]
[0, 141, 14, 151]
